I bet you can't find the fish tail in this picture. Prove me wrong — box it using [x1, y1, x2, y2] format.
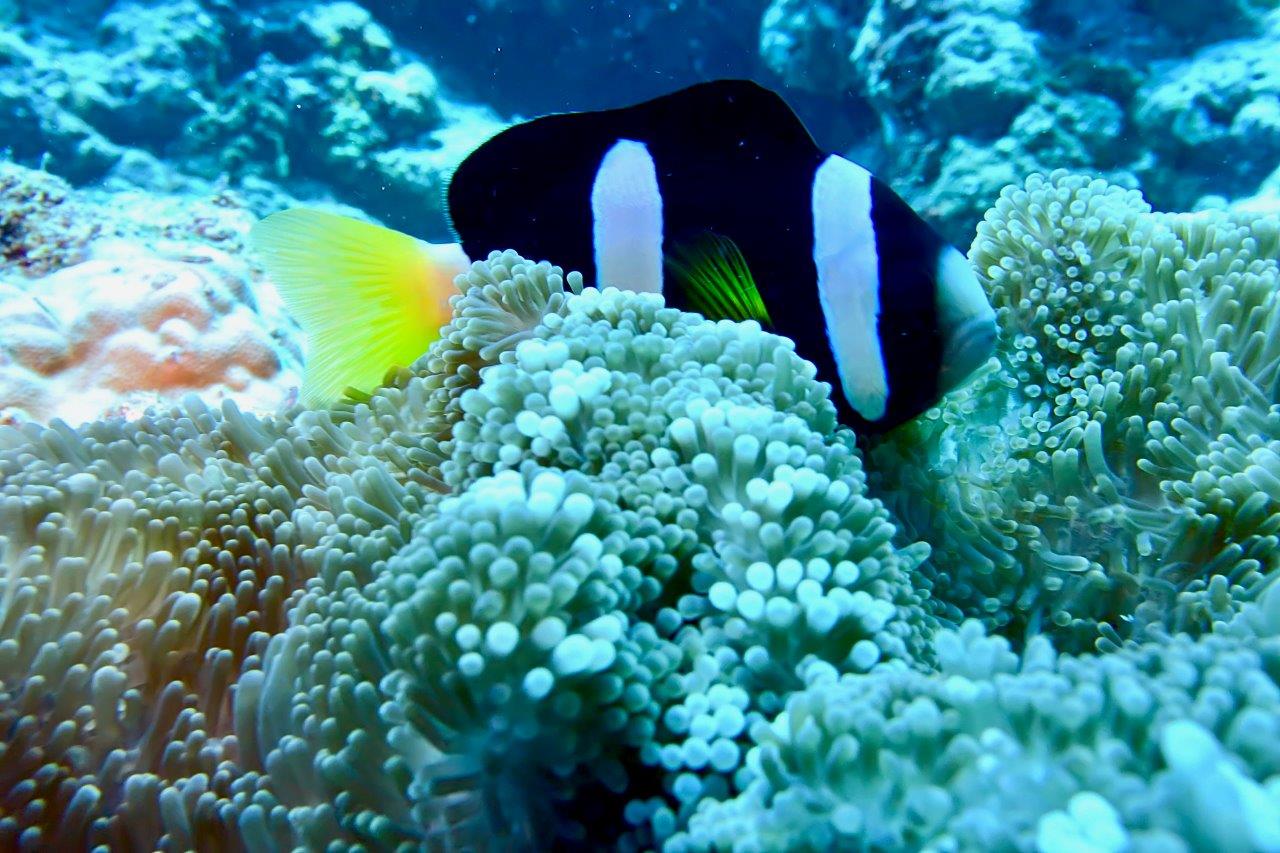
[250, 209, 468, 406]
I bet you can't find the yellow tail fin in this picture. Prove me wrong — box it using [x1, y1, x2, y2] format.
[250, 209, 466, 406]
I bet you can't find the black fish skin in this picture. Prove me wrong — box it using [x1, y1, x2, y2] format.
[447, 79, 953, 432]
[868, 177, 947, 429]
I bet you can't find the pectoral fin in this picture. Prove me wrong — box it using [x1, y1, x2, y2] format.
[664, 232, 772, 326]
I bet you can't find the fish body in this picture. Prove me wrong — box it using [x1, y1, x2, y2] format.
[253, 80, 996, 430]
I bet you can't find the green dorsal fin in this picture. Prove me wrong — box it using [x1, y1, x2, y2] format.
[664, 232, 772, 326]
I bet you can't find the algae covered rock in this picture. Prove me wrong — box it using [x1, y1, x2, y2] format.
[1138, 34, 1280, 206]
[758, 0, 1280, 245]
[176, 1, 505, 234]
[852, 0, 1042, 138]
[0, 0, 503, 235]
[0, 164, 100, 276]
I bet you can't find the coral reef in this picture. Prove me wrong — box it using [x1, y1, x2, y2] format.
[0, 0, 503, 235]
[759, 0, 1280, 245]
[176, 1, 505, 234]
[2, 174, 1279, 850]
[0, 0, 220, 184]
[0, 162, 302, 424]
[11, 0, 1277, 250]
[0, 164, 101, 276]
[1137, 32, 1280, 206]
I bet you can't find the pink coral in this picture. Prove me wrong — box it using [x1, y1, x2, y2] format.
[0, 163, 304, 424]
[0, 240, 301, 424]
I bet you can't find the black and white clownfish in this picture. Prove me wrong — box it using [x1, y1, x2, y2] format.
[252, 79, 997, 431]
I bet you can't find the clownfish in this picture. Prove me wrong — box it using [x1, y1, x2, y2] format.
[252, 79, 996, 431]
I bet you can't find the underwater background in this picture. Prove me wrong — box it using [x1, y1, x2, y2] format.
[3, 0, 1280, 850]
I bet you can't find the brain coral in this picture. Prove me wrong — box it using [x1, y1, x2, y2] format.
[3, 177, 1280, 851]
[868, 170, 1280, 651]
[0, 240, 298, 425]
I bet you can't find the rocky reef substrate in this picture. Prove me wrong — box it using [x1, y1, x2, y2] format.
[6, 0, 1279, 246]
[0, 162, 303, 424]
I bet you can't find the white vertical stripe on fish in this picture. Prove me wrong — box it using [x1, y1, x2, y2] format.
[935, 245, 998, 392]
[591, 139, 664, 294]
[811, 154, 888, 422]
[935, 245, 993, 332]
